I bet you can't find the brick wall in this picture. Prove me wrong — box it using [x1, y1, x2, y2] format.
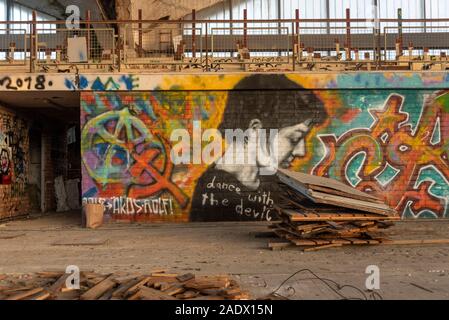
[80, 75, 449, 222]
[0, 106, 30, 220]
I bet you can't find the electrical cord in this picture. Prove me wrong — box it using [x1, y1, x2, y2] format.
[270, 268, 383, 300]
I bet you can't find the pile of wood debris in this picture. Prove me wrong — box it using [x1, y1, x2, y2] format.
[0, 271, 250, 300]
[269, 169, 401, 251]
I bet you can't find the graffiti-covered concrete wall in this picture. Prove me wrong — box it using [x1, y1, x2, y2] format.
[80, 73, 449, 222]
[0, 107, 29, 220]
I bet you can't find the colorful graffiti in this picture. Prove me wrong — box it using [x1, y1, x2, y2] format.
[0, 112, 27, 186]
[81, 73, 449, 221]
[310, 91, 449, 219]
[0, 146, 11, 184]
[0, 109, 29, 220]
[81, 88, 230, 222]
[65, 75, 140, 91]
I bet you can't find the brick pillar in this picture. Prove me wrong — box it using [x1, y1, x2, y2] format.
[41, 130, 55, 212]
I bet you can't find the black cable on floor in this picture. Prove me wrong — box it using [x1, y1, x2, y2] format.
[270, 268, 383, 300]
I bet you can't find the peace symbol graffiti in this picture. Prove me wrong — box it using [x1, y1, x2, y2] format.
[82, 108, 188, 207]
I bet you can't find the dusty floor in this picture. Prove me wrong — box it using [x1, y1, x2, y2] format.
[1, 212, 449, 300]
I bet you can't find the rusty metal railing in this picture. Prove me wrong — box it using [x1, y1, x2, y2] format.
[0, 8, 448, 73]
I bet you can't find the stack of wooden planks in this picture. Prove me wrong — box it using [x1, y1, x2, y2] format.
[0, 271, 250, 300]
[269, 169, 400, 251]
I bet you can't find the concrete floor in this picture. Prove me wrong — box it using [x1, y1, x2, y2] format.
[1, 212, 449, 300]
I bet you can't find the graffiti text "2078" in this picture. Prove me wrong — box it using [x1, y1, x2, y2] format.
[0, 76, 53, 90]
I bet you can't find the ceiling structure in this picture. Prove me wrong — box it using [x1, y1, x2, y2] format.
[119, 0, 226, 21]
[0, 91, 80, 123]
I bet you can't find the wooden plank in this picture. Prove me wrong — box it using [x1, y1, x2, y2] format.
[187, 295, 226, 300]
[352, 221, 376, 227]
[6, 287, 44, 300]
[377, 221, 396, 229]
[380, 239, 449, 245]
[134, 286, 177, 300]
[47, 273, 70, 296]
[326, 221, 345, 229]
[2, 286, 35, 294]
[80, 275, 116, 300]
[30, 291, 51, 300]
[282, 209, 398, 222]
[273, 229, 290, 240]
[127, 291, 142, 300]
[268, 242, 293, 250]
[309, 185, 384, 203]
[124, 276, 152, 296]
[365, 239, 381, 245]
[294, 222, 329, 231]
[150, 269, 167, 274]
[313, 239, 334, 245]
[36, 271, 63, 278]
[112, 278, 141, 298]
[304, 243, 343, 252]
[148, 277, 178, 287]
[176, 273, 195, 283]
[98, 288, 115, 300]
[51, 238, 109, 246]
[81, 271, 103, 279]
[163, 284, 186, 296]
[175, 290, 199, 299]
[277, 169, 380, 201]
[341, 238, 370, 245]
[200, 288, 227, 295]
[151, 273, 178, 277]
[280, 195, 317, 213]
[53, 290, 81, 300]
[85, 276, 108, 288]
[309, 190, 396, 216]
[159, 282, 173, 291]
[276, 173, 315, 201]
[184, 278, 230, 290]
[330, 239, 352, 245]
[112, 275, 138, 284]
[274, 223, 311, 238]
[290, 239, 323, 246]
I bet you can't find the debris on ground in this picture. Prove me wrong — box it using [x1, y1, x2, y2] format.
[0, 271, 250, 300]
[268, 169, 426, 251]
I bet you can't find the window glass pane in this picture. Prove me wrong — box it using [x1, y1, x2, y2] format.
[426, 0, 449, 27]
[0, 0, 6, 32]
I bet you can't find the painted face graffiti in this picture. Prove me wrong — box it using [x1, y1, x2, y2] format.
[189, 75, 327, 222]
[276, 120, 312, 168]
[0, 148, 10, 174]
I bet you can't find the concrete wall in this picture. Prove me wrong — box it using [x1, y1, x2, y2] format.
[0, 106, 30, 220]
[80, 73, 449, 222]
